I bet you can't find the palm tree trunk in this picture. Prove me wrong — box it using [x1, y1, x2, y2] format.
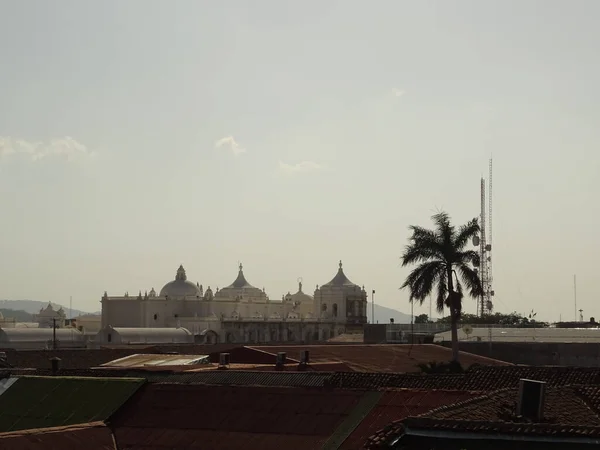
[450, 309, 459, 362]
[447, 267, 459, 362]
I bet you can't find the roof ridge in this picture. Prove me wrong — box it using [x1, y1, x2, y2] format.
[413, 387, 513, 419]
[574, 385, 600, 418]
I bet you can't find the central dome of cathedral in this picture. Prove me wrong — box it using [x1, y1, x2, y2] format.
[159, 265, 202, 298]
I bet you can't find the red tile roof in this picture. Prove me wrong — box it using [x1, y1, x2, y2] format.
[365, 385, 600, 448]
[340, 389, 480, 449]
[0, 422, 115, 450]
[109, 384, 366, 449]
[250, 344, 509, 373]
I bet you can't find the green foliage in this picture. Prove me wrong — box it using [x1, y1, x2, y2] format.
[436, 312, 549, 328]
[415, 314, 433, 324]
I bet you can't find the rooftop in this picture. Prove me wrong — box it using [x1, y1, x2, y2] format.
[340, 389, 480, 449]
[0, 422, 116, 450]
[109, 383, 366, 450]
[100, 353, 210, 368]
[365, 385, 600, 448]
[0, 376, 144, 432]
[249, 344, 509, 372]
[436, 327, 600, 343]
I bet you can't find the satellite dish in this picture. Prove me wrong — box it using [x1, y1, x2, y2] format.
[486, 301, 493, 312]
[472, 236, 480, 246]
[462, 324, 473, 336]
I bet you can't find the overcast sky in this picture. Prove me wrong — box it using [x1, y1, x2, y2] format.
[0, 0, 598, 321]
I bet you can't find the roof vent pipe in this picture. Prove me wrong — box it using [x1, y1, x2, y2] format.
[50, 357, 61, 375]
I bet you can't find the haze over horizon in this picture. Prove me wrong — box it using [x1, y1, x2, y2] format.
[0, 1, 598, 322]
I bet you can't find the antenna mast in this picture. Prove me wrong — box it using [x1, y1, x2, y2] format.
[478, 157, 494, 317]
[488, 157, 494, 312]
[479, 177, 487, 317]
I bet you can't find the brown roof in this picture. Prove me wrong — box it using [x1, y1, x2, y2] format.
[365, 385, 600, 448]
[328, 365, 600, 391]
[340, 389, 480, 449]
[1, 344, 243, 370]
[250, 344, 509, 373]
[0, 422, 116, 449]
[109, 383, 365, 449]
[461, 365, 600, 390]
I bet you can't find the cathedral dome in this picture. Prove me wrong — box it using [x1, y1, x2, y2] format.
[224, 263, 256, 289]
[159, 265, 202, 298]
[321, 261, 359, 288]
[290, 278, 313, 303]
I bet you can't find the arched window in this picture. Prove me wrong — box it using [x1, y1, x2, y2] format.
[332, 303, 338, 318]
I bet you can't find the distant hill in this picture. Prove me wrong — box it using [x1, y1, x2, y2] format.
[0, 308, 34, 322]
[367, 303, 412, 324]
[0, 300, 99, 318]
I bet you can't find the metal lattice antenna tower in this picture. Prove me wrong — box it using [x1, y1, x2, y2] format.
[480, 177, 487, 317]
[488, 157, 493, 312]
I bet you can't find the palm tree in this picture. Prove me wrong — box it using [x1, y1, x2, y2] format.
[401, 211, 483, 362]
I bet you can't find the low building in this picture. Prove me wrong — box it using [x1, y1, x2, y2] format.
[0, 328, 84, 349]
[70, 314, 102, 333]
[95, 326, 194, 345]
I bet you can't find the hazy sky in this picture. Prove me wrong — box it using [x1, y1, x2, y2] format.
[0, 0, 598, 321]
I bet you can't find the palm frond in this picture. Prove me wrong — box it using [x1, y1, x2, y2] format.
[456, 263, 484, 298]
[400, 261, 444, 303]
[453, 218, 480, 250]
[432, 212, 455, 248]
[436, 274, 448, 314]
[401, 226, 444, 266]
[455, 250, 480, 267]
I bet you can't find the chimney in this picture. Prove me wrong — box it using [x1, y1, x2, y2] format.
[218, 353, 230, 369]
[275, 352, 286, 370]
[517, 379, 546, 421]
[300, 350, 309, 364]
[50, 357, 61, 375]
[298, 350, 309, 371]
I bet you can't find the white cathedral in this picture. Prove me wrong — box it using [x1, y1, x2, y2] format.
[101, 261, 368, 344]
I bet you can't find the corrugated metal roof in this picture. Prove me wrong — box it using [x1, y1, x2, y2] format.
[0, 376, 144, 432]
[101, 353, 210, 367]
[0, 328, 84, 342]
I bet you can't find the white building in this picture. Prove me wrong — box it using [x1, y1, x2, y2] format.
[100, 261, 368, 344]
[0, 328, 84, 349]
[95, 326, 194, 345]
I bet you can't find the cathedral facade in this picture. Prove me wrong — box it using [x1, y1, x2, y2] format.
[100, 261, 368, 344]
